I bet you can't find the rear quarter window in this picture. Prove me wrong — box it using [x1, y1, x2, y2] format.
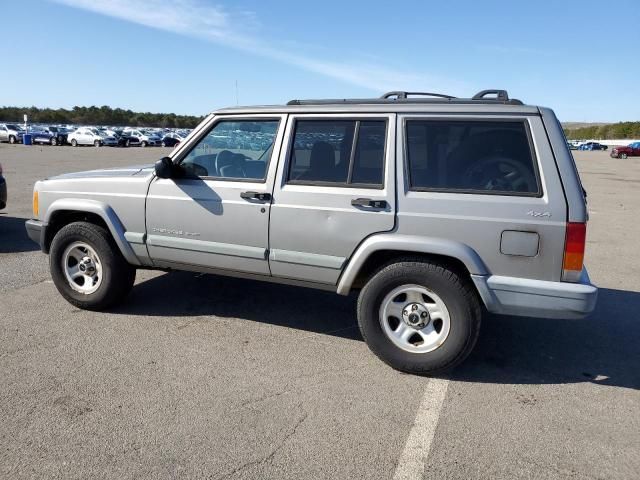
[406, 120, 541, 196]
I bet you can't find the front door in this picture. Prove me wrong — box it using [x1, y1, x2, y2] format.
[268, 114, 396, 285]
[145, 115, 286, 275]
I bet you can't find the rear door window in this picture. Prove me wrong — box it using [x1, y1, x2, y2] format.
[288, 119, 386, 187]
[406, 120, 540, 195]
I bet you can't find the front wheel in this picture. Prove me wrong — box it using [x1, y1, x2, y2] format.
[621, 153, 628, 159]
[49, 222, 136, 310]
[9, 135, 16, 144]
[50, 137, 57, 146]
[357, 260, 481, 375]
[94, 140, 101, 147]
[140, 141, 147, 148]
[71, 139, 78, 147]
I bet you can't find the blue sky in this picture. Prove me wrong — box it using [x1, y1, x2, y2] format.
[1, 0, 638, 122]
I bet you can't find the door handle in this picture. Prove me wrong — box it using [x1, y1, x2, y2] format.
[351, 198, 388, 209]
[240, 191, 271, 202]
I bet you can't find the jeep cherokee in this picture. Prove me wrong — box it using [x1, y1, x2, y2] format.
[25, 90, 598, 374]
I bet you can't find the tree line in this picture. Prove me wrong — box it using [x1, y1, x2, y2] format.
[564, 122, 640, 140]
[0, 105, 204, 128]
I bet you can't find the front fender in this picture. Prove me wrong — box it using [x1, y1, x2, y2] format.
[336, 233, 489, 295]
[45, 198, 141, 266]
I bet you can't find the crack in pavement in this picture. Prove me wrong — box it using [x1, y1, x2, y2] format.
[213, 402, 308, 480]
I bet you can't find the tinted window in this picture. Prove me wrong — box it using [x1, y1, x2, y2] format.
[406, 120, 540, 195]
[180, 120, 279, 180]
[288, 119, 386, 186]
[351, 121, 386, 185]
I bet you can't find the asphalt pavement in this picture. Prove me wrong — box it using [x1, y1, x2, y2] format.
[1, 144, 638, 479]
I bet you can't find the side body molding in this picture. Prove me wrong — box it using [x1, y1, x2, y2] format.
[336, 233, 489, 295]
[44, 198, 141, 266]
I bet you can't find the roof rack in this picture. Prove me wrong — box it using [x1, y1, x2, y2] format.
[287, 89, 523, 106]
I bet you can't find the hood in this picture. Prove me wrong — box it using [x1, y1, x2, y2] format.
[47, 164, 154, 180]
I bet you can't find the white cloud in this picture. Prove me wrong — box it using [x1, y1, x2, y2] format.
[53, 0, 464, 94]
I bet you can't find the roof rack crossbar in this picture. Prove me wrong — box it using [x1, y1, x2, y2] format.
[381, 91, 456, 100]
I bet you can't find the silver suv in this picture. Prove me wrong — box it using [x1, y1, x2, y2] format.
[25, 90, 597, 374]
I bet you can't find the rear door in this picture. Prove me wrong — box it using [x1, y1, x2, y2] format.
[269, 114, 396, 285]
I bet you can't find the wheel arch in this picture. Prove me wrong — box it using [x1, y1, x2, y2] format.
[336, 234, 489, 295]
[44, 199, 141, 265]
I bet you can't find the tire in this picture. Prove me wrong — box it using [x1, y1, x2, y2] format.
[49, 222, 136, 310]
[357, 260, 481, 375]
[71, 139, 78, 147]
[621, 153, 628, 159]
[9, 135, 16, 144]
[94, 140, 101, 147]
[140, 141, 147, 148]
[125, 139, 130, 147]
[50, 137, 57, 146]
[161, 141, 166, 147]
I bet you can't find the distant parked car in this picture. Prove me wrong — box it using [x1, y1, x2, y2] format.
[0, 124, 25, 144]
[122, 129, 162, 147]
[578, 142, 607, 151]
[610, 142, 640, 159]
[0, 162, 6, 209]
[31, 126, 68, 146]
[160, 132, 184, 147]
[68, 127, 107, 147]
[101, 134, 119, 147]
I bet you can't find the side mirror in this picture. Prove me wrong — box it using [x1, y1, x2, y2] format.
[155, 156, 174, 179]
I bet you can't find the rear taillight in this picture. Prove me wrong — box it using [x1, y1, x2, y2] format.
[562, 222, 586, 282]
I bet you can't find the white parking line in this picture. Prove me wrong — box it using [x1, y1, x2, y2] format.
[393, 377, 450, 480]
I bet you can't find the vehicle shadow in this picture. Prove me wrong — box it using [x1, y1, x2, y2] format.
[116, 271, 361, 340]
[0, 215, 39, 253]
[454, 287, 640, 390]
[118, 272, 639, 389]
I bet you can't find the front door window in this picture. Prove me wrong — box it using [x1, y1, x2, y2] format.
[180, 120, 280, 181]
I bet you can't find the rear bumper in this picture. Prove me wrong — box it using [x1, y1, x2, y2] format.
[472, 268, 598, 319]
[25, 219, 47, 251]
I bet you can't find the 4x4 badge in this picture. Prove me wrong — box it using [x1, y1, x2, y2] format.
[527, 210, 551, 218]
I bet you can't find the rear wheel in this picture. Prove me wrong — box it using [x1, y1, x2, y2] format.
[50, 137, 57, 146]
[94, 140, 101, 147]
[125, 139, 131, 147]
[49, 222, 136, 310]
[9, 135, 16, 144]
[140, 141, 147, 148]
[71, 139, 78, 147]
[357, 260, 481, 375]
[161, 141, 166, 147]
[621, 153, 628, 159]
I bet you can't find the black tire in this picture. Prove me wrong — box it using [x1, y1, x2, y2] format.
[71, 139, 78, 147]
[621, 153, 628, 159]
[49, 222, 136, 310]
[140, 141, 147, 148]
[9, 135, 16, 144]
[125, 139, 130, 147]
[161, 141, 166, 147]
[357, 260, 481, 375]
[94, 140, 101, 147]
[50, 137, 57, 146]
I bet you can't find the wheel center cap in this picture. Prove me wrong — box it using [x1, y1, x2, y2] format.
[79, 257, 95, 274]
[402, 303, 430, 329]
